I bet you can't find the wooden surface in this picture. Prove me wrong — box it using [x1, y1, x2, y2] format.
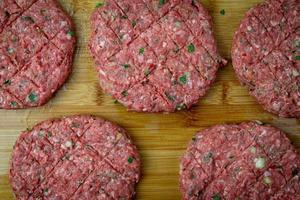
[0, 0, 299, 199]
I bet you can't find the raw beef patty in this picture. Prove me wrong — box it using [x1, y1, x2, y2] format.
[0, 0, 75, 109]
[9, 115, 141, 200]
[232, 0, 300, 118]
[180, 122, 300, 199]
[89, 0, 226, 112]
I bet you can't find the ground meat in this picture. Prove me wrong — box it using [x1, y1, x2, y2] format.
[232, 0, 300, 118]
[9, 115, 141, 200]
[179, 121, 300, 200]
[89, 0, 226, 112]
[0, 0, 75, 109]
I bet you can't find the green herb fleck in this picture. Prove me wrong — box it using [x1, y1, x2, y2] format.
[44, 188, 49, 195]
[113, 99, 119, 104]
[28, 92, 37, 103]
[122, 64, 130, 69]
[128, 156, 134, 164]
[38, 130, 45, 137]
[263, 176, 272, 185]
[295, 55, 300, 60]
[254, 157, 266, 169]
[220, 9, 225, 16]
[22, 16, 34, 23]
[192, 137, 196, 141]
[139, 47, 145, 54]
[10, 101, 17, 107]
[131, 20, 137, 27]
[294, 40, 300, 48]
[40, 9, 47, 15]
[212, 193, 221, 200]
[250, 146, 256, 154]
[165, 92, 175, 101]
[7, 47, 14, 54]
[179, 73, 188, 84]
[12, 36, 17, 43]
[121, 91, 128, 97]
[48, 132, 53, 138]
[121, 15, 128, 19]
[203, 151, 213, 163]
[96, 2, 104, 8]
[159, 0, 166, 6]
[4, 80, 11, 85]
[144, 69, 150, 76]
[66, 30, 75, 37]
[175, 103, 186, 111]
[187, 43, 195, 53]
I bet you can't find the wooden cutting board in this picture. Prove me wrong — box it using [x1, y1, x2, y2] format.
[0, 0, 299, 199]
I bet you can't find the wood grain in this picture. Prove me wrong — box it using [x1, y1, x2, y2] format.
[0, 0, 299, 199]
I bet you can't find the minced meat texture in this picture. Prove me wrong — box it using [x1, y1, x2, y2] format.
[9, 115, 141, 200]
[180, 122, 300, 200]
[232, 0, 300, 118]
[0, 0, 75, 109]
[89, 0, 226, 112]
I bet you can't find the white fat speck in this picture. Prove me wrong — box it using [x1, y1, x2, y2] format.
[99, 70, 106, 76]
[297, 102, 300, 106]
[292, 69, 299, 77]
[162, 42, 167, 48]
[261, 130, 267, 136]
[0, 96, 3, 103]
[61, 21, 68, 27]
[140, 95, 146, 100]
[247, 26, 252, 31]
[272, 102, 281, 111]
[253, 43, 260, 49]
[254, 157, 266, 169]
[122, 34, 129, 41]
[66, 34, 72, 40]
[146, 59, 153, 64]
[264, 171, 271, 176]
[253, 120, 263, 125]
[192, 19, 196, 24]
[137, 55, 144, 63]
[99, 40, 106, 47]
[65, 140, 73, 148]
[270, 20, 278, 27]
